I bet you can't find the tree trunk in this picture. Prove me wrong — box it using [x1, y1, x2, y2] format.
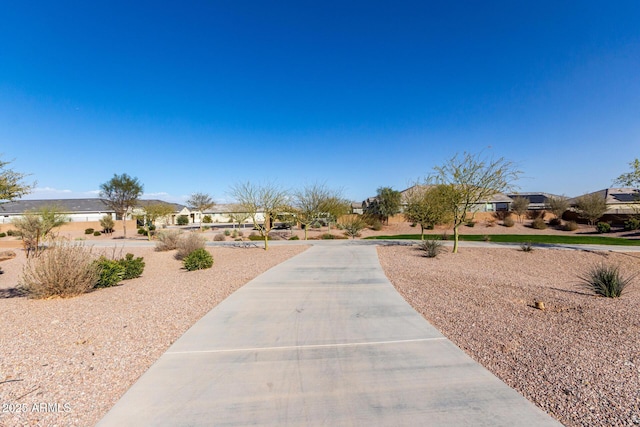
[452, 224, 460, 253]
[122, 217, 127, 238]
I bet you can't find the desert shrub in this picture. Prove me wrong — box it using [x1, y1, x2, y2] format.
[213, 233, 226, 241]
[100, 215, 115, 233]
[94, 257, 126, 288]
[237, 230, 244, 237]
[155, 230, 182, 251]
[527, 210, 546, 220]
[85, 228, 94, 235]
[503, 216, 515, 227]
[183, 248, 213, 271]
[234, 238, 242, 241]
[520, 241, 534, 252]
[465, 220, 475, 227]
[482, 235, 491, 242]
[320, 233, 346, 240]
[578, 263, 634, 298]
[176, 233, 206, 260]
[6, 229, 17, 236]
[531, 218, 547, 230]
[138, 228, 147, 236]
[370, 220, 383, 231]
[549, 217, 562, 227]
[93, 231, 101, 236]
[484, 218, 497, 227]
[223, 229, 231, 236]
[176, 215, 189, 226]
[289, 235, 300, 240]
[118, 253, 145, 280]
[418, 239, 444, 258]
[596, 222, 611, 234]
[0, 232, 5, 238]
[440, 232, 449, 240]
[248, 233, 268, 241]
[231, 229, 238, 238]
[202, 215, 212, 224]
[624, 218, 640, 231]
[20, 241, 98, 298]
[563, 221, 579, 231]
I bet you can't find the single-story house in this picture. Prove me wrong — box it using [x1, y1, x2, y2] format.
[506, 192, 567, 211]
[566, 188, 639, 224]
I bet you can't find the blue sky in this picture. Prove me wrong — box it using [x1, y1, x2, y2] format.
[1, 1, 639, 203]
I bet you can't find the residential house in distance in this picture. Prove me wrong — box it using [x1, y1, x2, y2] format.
[506, 192, 567, 212]
[567, 188, 639, 225]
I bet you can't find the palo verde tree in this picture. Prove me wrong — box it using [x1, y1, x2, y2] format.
[429, 152, 521, 253]
[364, 187, 402, 225]
[510, 196, 530, 223]
[546, 196, 570, 224]
[227, 205, 251, 229]
[229, 181, 288, 250]
[614, 158, 640, 187]
[293, 183, 349, 239]
[11, 205, 69, 257]
[137, 202, 175, 241]
[403, 185, 453, 240]
[0, 156, 33, 202]
[186, 192, 216, 231]
[575, 192, 607, 227]
[99, 173, 144, 238]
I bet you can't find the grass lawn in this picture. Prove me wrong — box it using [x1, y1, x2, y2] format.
[364, 234, 640, 246]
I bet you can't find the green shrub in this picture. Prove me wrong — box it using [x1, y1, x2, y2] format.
[6, 230, 16, 236]
[465, 220, 475, 227]
[624, 218, 640, 231]
[94, 257, 125, 288]
[183, 248, 213, 271]
[531, 218, 547, 230]
[503, 216, 515, 227]
[237, 231, 244, 237]
[138, 228, 147, 236]
[579, 263, 634, 298]
[0, 232, 6, 238]
[440, 232, 449, 240]
[320, 233, 346, 240]
[176, 233, 206, 260]
[234, 238, 243, 241]
[596, 222, 611, 234]
[155, 230, 181, 251]
[93, 231, 101, 236]
[176, 215, 189, 226]
[289, 235, 300, 240]
[20, 240, 98, 298]
[223, 229, 231, 236]
[418, 239, 444, 258]
[231, 229, 238, 238]
[118, 253, 145, 280]
[563, 221, 579, 231]
[85, 228, 94, 235]
[482, 235, 491, 242]
[213, 233, 226, 241]
[202, 215, 212, 224]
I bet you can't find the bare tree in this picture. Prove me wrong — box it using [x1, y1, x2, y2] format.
[293, 183, 349, 239]
[0, 156, 33, 202]
[99, 173, 144, 238]
[575, 193, 607, 227]
[510, 196, 529, 223]
[229, 182, 288, 250]
[186, 192, 215, 231]
[430, 152, 521, 253]
[227, 206, 251, 229]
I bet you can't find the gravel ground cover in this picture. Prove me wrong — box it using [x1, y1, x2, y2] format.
[0, 245, 308, 427]
[378, 245, 640, 427]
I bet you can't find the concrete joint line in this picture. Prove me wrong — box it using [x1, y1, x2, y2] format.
[167, 337, 447, 356]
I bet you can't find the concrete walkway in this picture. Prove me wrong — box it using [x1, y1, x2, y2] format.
[97, 245, 561, 426]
